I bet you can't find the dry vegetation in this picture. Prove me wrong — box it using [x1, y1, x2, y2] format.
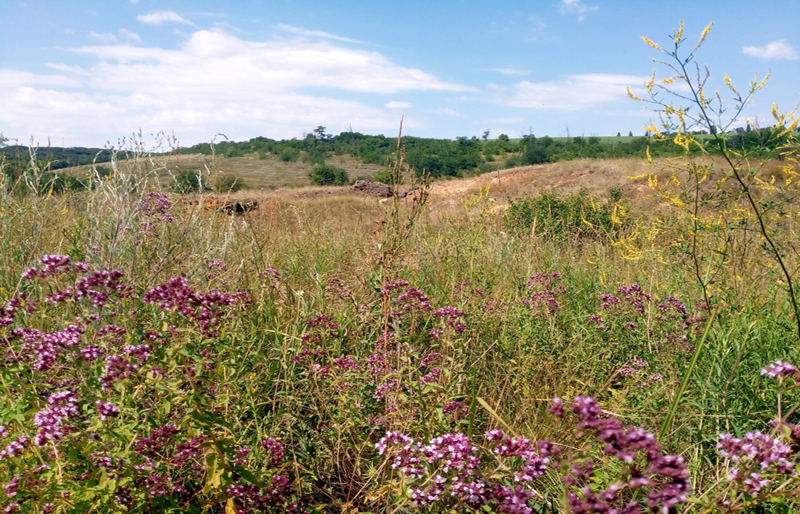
[60, 152, 387, 190]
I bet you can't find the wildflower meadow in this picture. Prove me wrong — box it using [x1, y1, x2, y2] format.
[2, 22, 800, 514]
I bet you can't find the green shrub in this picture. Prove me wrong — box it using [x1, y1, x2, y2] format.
[309, 164, 349, 186]
[171, 169, 208, 193]
[371, 168, 393, 184]
[213, 174, 246, 193]
[279, 147, 299, 162]
[41, 172, 90, 193]
[301, 149, 326, 165]
[505, 189, 622, 240]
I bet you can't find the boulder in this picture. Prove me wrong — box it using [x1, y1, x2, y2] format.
[353, 180, 394, 197]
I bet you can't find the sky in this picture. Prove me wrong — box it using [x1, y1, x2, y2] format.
[1, 0, 799, 148]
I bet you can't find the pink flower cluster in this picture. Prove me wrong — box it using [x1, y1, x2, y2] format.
[718, 431, 795, 494]
[142, 277, 250, 336]
[562, 396, 690, 513]
[376, 430, 552, 512]
[522, 272, 566, 316]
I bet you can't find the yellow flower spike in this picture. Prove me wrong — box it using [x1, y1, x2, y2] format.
[674, 20, 684, 43]
[771, 103, 780, 121]
[777, 118, 798, 139]
[641, 36, 664, 51]
[662, 76, 678, 84]
[646, 69, 656, 93]
[723, 73, 740, 97]
[676, 108, 686, 127]
[627, 87, 644, 101]
[646, 146, 653, 163]
[756, 72, 770, 90]
[695, 21, 713, 50]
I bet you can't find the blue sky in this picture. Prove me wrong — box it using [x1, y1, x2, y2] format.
[2, 0, 799, 147]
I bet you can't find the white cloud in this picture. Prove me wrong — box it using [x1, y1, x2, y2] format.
[0, 30, 469, 145]
[0, 69, 80, 88]
[558, 0, 598, 22]
[88, 31, 117, 43]
[492, 74, 647, 110]
[432, 107, 463, 117]
[485, 67, 530, 76]
[137, 11, 193, 26]
[277, 24, 361, 44]
[743, 40, 800, 61]
[119, 29, 142, 43]
[386, 101, 412, 109]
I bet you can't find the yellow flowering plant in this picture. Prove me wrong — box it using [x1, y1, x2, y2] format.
[628, 21, 800, 339]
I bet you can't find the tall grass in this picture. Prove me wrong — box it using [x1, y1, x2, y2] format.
[1, 129, 799, 512]
[3, 23, 800, 510]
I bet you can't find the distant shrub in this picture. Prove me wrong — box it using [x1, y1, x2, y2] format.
[371, 168, 393, 184]
[213, 174, 246, 193]
[94, 165, 113, 179]
[504, 155, 521, 168]
[301, 149, 326, 165]
[171, 169, 208, 193]
[477, 162, 496, 174]
[505, 189, 623, 240]
[41, 172, 90, 193]
[309, 164, 349, 186]
[279, 147, 300, 162]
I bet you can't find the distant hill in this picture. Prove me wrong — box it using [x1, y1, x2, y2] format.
[2, 126, 793, 193]
[0, 145, 113, 170]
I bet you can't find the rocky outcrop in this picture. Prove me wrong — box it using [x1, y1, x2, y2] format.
[201, 198, 258, 215]
[353, 180, 394, 197]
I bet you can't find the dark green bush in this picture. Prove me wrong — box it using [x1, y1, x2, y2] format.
[505, 189, 623, 240]
[371, 168, 393, 184]
[171, 169, 208, 193]
[309, 164, 349, 186]
[41, 172, 90, 193]
[213, 174, 246, 193]
[279, 147, 300, 162]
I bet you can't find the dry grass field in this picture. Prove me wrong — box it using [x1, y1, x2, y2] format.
[60, 151, 388, 189]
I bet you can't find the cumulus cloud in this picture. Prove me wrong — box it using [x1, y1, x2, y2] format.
[432, 107, 463, 117]
[491, 74, 646, 110]
[277, 24, 361, 43]
[386, 101, 412, 109]
[88, 31, 117, 43]
[137, 11, 193, 26]
[743, 40, 799, 61]
[0, 29, 470, 145]
[558, 0, 598, 22]
[485, 67, 530, 76]
[119, 29, 142, 43]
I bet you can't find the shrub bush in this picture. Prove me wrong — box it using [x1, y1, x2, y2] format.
[279, 147, 299, 162]
[309, 164, 349, 186]
[213, 173, 246, 193]
[505, 189, 623, 240]
[170, 169, 208, 193]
